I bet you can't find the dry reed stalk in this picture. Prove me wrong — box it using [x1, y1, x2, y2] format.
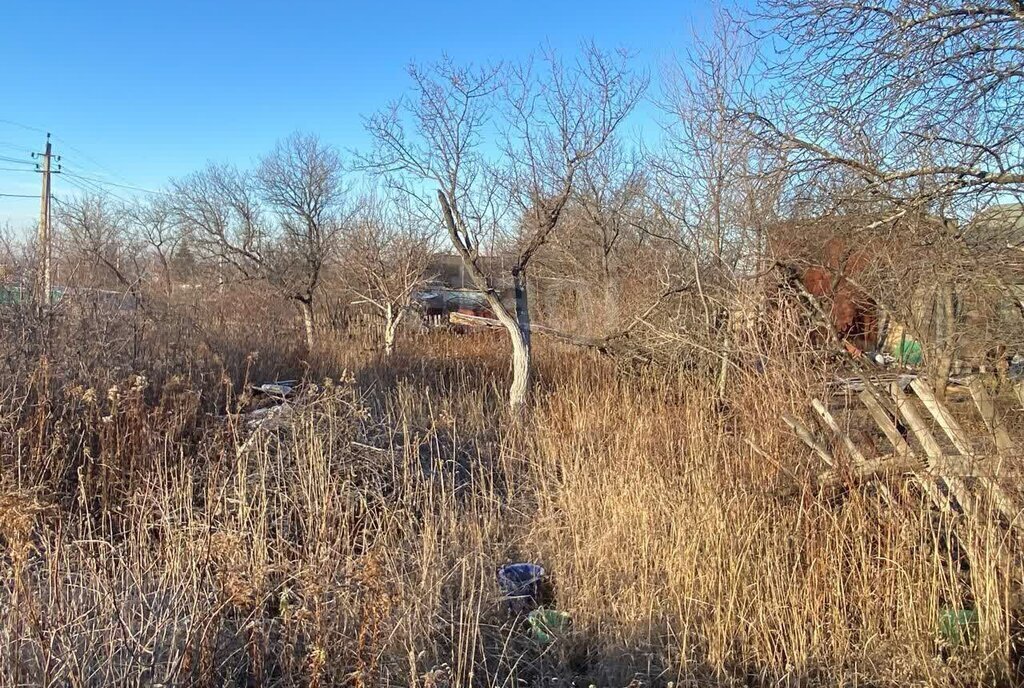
[0, 307, 1018, 686]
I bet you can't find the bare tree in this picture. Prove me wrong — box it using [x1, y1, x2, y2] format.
[57, 192, 146, 297]
[172, 133, 350, 349]
[0, 224, 31, 295]
[344, 194, 436, 355]
[363, 46, 646, 411]
[171, 163, 265, 280]
[746, 0, 1024, 214]
[627, 16, 789, 396]
[124, 196, 180, 299]
[532, 137, 654, 332]
[654, 16, 776, 276]
[256, 133, 350, 348]
[741, 0, 1024, 395]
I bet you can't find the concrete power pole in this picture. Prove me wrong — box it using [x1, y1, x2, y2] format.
[34, 134, 60, 308]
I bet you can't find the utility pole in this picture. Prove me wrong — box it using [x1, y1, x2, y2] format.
[33, 134, 60, 308]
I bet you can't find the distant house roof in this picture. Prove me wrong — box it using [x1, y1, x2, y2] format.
[965, 203, 1024, 249]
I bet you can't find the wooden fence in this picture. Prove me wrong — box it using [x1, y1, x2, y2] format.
[784, 375, 1024, 572]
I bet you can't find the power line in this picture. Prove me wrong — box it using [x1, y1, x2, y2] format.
[62, 172, 112, 195]
[53, 136, 142, 188]
[0, 193, 37, 198]
[62, 169, 164, 195]
[61, 175, 107, 196]
[0, 118, 46, 134]
[0, 141, 34, 155]
[0, 122, 168, 198]
[1, 119, 144, 185]
[60, 173, 130, 203]
[0, 167, 34, 173]
[0, 123, 169, 202]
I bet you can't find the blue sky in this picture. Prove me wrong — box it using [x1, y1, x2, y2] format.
[0, 1, 719, 229]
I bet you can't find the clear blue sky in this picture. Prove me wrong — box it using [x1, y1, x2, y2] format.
[0, 0, 719, 229]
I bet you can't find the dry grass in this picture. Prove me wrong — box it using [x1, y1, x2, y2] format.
[0, 302, 1020, 687]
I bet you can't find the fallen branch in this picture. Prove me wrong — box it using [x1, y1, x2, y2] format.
[449, 282, 693, 358]
[450, 312, 616, 352]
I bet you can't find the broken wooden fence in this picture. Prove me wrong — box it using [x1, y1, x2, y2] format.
[783, 377, 1023, 536]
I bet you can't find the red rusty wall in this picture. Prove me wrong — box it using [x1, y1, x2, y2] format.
[788, 236, 880, 352]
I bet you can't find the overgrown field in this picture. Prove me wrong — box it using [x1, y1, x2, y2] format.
[0, 305, 1020, 687]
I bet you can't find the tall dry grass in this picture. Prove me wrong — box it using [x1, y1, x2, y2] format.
[0, 301, 1019, 686]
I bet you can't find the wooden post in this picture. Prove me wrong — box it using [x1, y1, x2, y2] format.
[36, 134, 53, 309]
[859, 391, 913, 456]
[811, 399, 869, 464]
[910, 379, 973, 456]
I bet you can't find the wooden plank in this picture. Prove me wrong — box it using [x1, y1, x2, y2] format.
[889, 388, 1018, 580]
[914, 380, 1020, 529]
[857, 389, 934, 512]
[787, 450, 967, 494]
[890, 382, 968, 518]
[811, 398, 895, 505]
[890, 383, 945, 463]
[860, 388, 948, 512]
[967, 378, 1014, 456]
[859, 390, 913, 456]
[449, 311, 503, 329]
[811, 398, 869, 466]
[782, 413, 835, 467]
[813, 453, 920, 490]
[910, 378, 974, 456]
[832, 374, 915, 394]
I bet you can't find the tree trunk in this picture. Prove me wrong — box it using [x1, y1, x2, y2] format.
[603, 279, 618, 331]
[933, 282, 956, 401]
[477, 306, 531, 413]
[716, 326, 731, 402]
[156, 252, 174, 299]
[298, 298, 315, 350]
[435, 188, 533, 413]
[481, 269, 535, 414]
[384, 303, 399, 357]
[508, 324, 531, 413]
[509, 269, 533, 413]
